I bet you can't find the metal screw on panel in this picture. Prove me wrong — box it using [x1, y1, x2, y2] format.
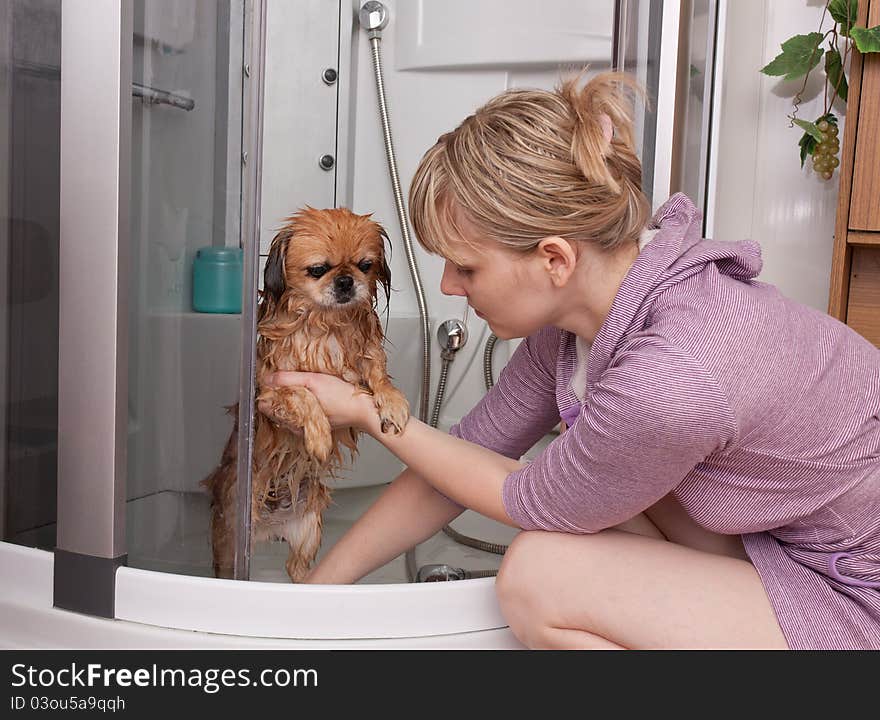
[322, 68, 338, 85]
[244, 64, 251, 78]
[319, 154, 335, 170]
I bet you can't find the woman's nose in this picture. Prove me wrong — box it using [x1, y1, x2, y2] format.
[440, 261, 465, 297]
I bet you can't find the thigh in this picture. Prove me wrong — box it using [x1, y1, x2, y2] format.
[644, 492, 748, 560]
[496, 528, 788, 650]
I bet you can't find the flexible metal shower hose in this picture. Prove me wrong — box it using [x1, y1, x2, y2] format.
[484, 333, 499, 390]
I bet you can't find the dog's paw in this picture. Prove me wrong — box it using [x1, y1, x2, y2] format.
[285, 556, 312, 584]
[374, 386, 410, 435]
[303, 414, 334, 463]
[257, 391, 294, 429]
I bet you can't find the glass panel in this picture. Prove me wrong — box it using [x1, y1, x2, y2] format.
[126, 0, 248, 576]
[1, 0, 62, 551]
[679, 0, 716, 215]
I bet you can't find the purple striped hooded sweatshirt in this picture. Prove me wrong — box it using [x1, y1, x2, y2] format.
[451, 193, 880, 650]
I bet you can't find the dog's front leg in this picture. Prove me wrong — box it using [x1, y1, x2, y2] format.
[257, 385, 334, 463]
[361, 353, 410, 435]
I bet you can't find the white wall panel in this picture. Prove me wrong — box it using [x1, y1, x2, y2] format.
[711, 0, 842, 312]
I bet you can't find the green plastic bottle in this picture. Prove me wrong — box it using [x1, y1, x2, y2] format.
[192, 246, 243, 313]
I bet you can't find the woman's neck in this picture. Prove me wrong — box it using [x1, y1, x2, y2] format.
[554, 240, 640, 343]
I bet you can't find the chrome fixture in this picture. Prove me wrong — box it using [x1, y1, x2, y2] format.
[437, 319, 468, 359]
[14, 60, 195, 112]
[132, 82, 195, 111]
[318, 154, 335, 170]
[415, 564, 497, 582]
[431, 319, 467, 427]
[322, 67, 338, 84]
[359, 1, 389, 37]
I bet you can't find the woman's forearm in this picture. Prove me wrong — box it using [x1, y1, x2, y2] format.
[362, 408, 522, 527]
[305, 466, 465, 584]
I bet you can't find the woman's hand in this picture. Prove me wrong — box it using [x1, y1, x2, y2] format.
[260, 371, 374, 432]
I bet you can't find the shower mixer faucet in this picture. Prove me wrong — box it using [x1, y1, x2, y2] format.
[437, 318, 468, 361]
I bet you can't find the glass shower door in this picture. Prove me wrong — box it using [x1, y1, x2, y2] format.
[1, 0, 62, 552]
[126, 0, 259, 579]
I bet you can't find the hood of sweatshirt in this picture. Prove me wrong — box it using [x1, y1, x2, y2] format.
[585, 193, 764, 383]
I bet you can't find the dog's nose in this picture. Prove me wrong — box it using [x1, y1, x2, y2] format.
[334, 275, 354, 292]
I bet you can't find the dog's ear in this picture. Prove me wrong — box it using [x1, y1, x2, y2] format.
[376, 224, 393, 301]
[263, 229, 291, 305]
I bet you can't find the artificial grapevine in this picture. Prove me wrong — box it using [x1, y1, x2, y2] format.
[761, 0, 880, 181]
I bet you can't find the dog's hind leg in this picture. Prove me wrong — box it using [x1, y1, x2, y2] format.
[284, 510, 325, 583]
[210, 503, 237, 579]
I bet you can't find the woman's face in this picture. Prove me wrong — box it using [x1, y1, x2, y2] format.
[439, 235, 554, 340]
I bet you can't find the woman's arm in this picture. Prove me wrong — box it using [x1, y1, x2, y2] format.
[263, 371, 523, 526]
[360, 404, 523, 526]
[305, 466, 466, 584]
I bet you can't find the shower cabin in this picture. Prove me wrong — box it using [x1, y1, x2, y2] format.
[0, 0, 720, 647]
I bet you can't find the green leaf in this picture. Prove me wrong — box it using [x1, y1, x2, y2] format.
[825, 47, 848, 102]
[761, 32, 824, 80]
[829, 0, 858, 36]
[851, 25, 880, 53]
[798, 132, 817, 168]
[794, 118, 824, 142]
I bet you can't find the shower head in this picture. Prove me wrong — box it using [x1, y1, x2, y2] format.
[359, 1, 389, 38]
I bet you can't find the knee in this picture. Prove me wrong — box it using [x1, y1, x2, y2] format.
[495, 531, 557, 647]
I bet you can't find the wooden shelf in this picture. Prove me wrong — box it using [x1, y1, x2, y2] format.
[847, 231, 880, 246]
[828, 0, 880, 348]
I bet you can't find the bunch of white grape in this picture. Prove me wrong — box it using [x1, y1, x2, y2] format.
[812, 119, 840, 180]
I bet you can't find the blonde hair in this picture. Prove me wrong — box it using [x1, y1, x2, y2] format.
[409, 71, 650, 261]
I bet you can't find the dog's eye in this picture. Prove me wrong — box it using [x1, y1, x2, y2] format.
[357, 259, 373, 273]
[306, 264, 330, 278]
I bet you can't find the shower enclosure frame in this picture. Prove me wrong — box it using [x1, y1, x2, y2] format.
[54, 0, 134, 618]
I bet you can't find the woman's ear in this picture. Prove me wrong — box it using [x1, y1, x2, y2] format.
[536, 236, 577, 287]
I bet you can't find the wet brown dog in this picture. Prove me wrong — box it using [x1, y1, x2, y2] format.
[202, 207, 409, 581]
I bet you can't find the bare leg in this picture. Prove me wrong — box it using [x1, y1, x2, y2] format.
[495, 529, 787, 649]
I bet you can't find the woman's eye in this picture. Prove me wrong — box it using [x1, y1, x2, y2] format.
[307, 264, 330, 278]
[357, 259, 373, 273]
[456, 265, 472, 277]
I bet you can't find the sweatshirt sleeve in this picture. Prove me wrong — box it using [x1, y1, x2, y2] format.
[449, 325, 563, 460]
[502, 336, 738, 532]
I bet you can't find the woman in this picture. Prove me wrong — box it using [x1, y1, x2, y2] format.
[262, 72, 880, 650]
